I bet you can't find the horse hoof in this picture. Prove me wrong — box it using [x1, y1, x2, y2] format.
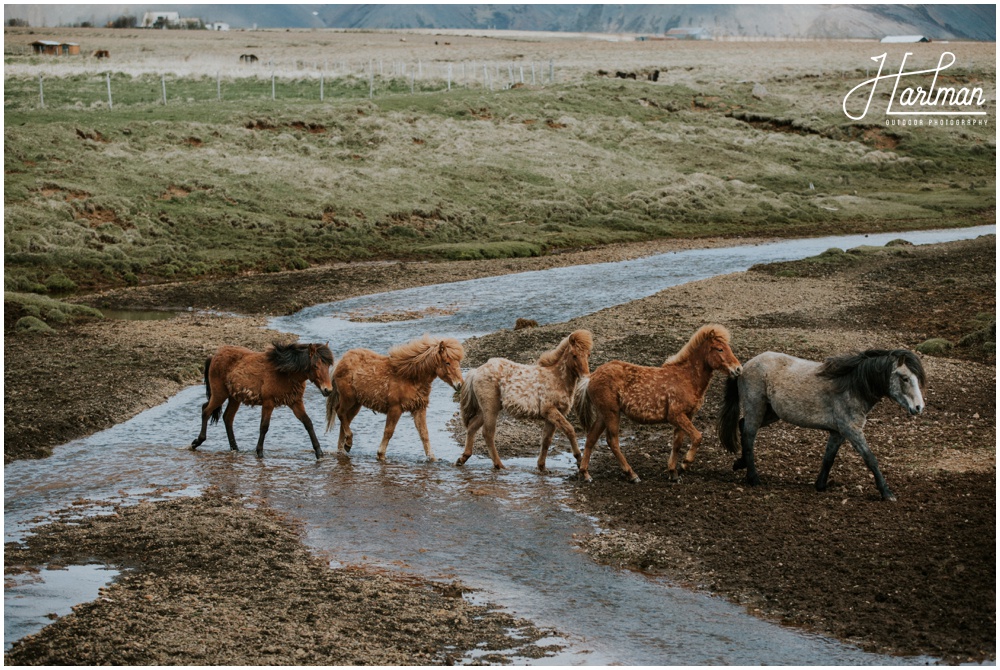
[732, 457, 747, 471]
[315, 450, 324, 459]
[630, 474, 641, 484]
[455, 458, 464, 467]
[747, 476, 761, 487]
[579, 472, 593, 483]
[882, 491, 898, 502]
[493, 463, 506, 470]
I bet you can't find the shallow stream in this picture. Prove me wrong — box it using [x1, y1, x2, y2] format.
[5, 225, 993, 662]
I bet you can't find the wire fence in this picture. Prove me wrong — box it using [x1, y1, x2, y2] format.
[5, 58, 560, 110]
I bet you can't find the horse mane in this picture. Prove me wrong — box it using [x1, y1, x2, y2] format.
[537, 330, 593, 367]
[389, 335, 464, 379]
[664, 324, 731, 366]
[267, 342, 333, 374]
[818, 348, 925, 405]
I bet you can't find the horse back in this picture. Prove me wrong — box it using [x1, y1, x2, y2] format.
[335, 347, 429, 414]
[212, 345, 305, 407]
[742, 351, 842, 429]
[589, 360, 682, 423]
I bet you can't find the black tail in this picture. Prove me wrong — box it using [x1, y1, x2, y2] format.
[718, 376, 741, 454]
[204, 357, 222, 425]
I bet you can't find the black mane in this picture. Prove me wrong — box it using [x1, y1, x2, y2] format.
[818, 349, 925, 405]
[267, 342, 334, 375]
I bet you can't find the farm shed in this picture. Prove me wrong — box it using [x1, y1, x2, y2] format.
[880, 35, 931, 43]
[31, 40, 80, 55]
[664, 27, 712, 40]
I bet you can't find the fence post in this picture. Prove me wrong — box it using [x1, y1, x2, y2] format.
[531, 62, 536, 85]
[217, 71, 221, 100]
[320, 73, 324, 101]
[106, 72, 113, 110]
[271, 71, 276, 100]
[519, 65, 524, 84]
[447, 63, 452, 91]
[161, 74, 166, 104]
[549, 59, 554, 83]
[38, 74, 44, 108]
[410, 72, 415, 94]
[508, 63, 514, 86]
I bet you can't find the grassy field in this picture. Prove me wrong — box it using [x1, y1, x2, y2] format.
[4, 28, 995, 293]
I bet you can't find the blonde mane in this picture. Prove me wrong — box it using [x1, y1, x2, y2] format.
[537, 329, 593, 367]
[389, 335, 464, 379]
[664, 324, 731, 366]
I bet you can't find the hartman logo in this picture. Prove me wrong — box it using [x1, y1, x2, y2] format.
[843, 52, 988, 125]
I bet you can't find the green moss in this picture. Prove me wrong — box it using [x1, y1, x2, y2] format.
[15, 316, 55, 334]
[916, 338, 953, 355]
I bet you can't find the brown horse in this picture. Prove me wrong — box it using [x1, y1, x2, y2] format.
[324, 335, 464, 462]
[457, 330, 593, 471]
[191, 342, 335, 459]
[574, 324, 742, 483]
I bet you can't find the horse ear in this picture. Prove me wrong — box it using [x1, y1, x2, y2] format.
[438, 340, 447, 356]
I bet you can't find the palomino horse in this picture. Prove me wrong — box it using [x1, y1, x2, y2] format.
[719, 349, 925, 501]
[325, 335, 464, 461]
[191, 342, 335, 459]
[574, 324, 742, 483]
[457, 330, 593, 471]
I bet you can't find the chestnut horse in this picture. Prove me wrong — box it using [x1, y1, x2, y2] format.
[457, 330, 593, 471]
[574, 324, 742, 483]
[325, 335, 464, 462]
[191, 342, 335, 459]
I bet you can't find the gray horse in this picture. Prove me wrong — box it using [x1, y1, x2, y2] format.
[718, 349, 925, 501]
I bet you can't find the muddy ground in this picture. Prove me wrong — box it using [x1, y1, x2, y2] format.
[4, 233, 995, 664]
[461, 234, 996, 663]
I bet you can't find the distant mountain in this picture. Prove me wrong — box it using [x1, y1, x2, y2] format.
[5, 4, 995, 41]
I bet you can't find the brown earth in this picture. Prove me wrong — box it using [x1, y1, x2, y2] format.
[4, 233, 995, 664]
[460, 234, 996, 664]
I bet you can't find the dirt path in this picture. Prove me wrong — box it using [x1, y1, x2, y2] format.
[460, 234, 996, 663]
[5, 234, 995, 664]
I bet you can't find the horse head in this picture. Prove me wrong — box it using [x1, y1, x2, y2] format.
[308, 343, 335, 397]
[701, 326, 742, 378]
[435, 338, 465, 391]
[567, 329, 593, 379]
[888, 351, 925, 415]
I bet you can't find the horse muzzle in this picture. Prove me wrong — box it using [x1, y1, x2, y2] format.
[729, 365, 743, 378]
[320, 387, 333, 397]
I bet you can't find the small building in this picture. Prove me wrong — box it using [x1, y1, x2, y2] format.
[206, 22, 230, 31]
[664, 27, 712, 41]
[880, 35, 931, 43]
[31, 40, 80, 55]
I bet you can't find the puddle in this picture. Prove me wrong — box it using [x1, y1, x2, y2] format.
[4, 225, 990, 662]
[5, 565, 119, 652]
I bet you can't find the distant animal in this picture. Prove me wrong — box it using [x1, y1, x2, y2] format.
[514, 318, 538, 330]
[458, 330, 593, 471]
[648, 69, 660, 82]
[239, 53, 259, 64]
[191, 342, 335, 459]
[325, 335, 464, 462]
[92, 50, 110, 59]
[718, 349, 925, 501]
[575, 325, 742, 483]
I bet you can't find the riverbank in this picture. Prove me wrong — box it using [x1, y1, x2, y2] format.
[5, 233, 994, 663]
[460, 234, 996, 662]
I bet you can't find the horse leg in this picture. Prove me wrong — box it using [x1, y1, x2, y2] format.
[482, 410, 505, 470]
[604, 413, 640, 484]
[412, 407, 435, 462]
[456, 414, 484, 466]
[191, 395, 225, 449]
[537, 421, 556, 472]
[736, 394, 771, 486]
[376, 406, 403, 462]
[842, 427, 895, 501]
[291, 400, 323, 460]
[815, 432, 845, 492]
[338, 401, 361, 454]
[222, 400, 240, 451]
[677, 414, 703, 474]
[666, 424, 686, 482]
[578, 417, 606, 483]
[255, 404, 274, 458]
[543, 408, 582, 469]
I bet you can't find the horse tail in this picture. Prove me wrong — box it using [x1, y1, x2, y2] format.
[324, 381, 341, 434]
[459, 368, 480, 428]
[204, 357, 223, 425]
[718, 376, 742, 454]
[573, 377, 596, 430]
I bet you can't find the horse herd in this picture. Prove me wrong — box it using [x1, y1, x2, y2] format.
[191, 324, 926, 501]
